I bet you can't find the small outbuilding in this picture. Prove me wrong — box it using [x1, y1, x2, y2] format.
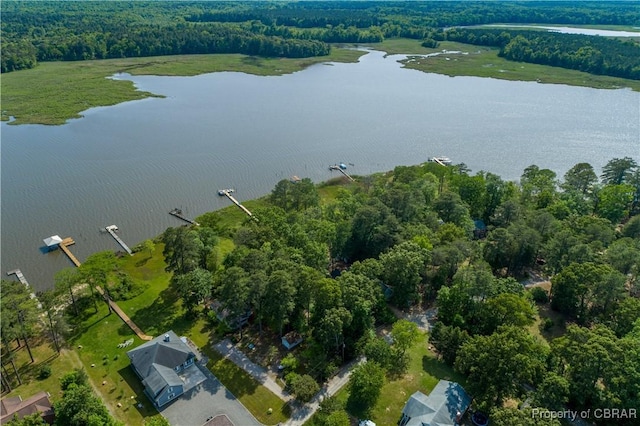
[281, 331, 303, 350]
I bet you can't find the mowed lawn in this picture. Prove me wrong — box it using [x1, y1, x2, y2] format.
[370, 332, 468, 426]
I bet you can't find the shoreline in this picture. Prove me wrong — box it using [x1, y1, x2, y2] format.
[3, 41, 638, 126]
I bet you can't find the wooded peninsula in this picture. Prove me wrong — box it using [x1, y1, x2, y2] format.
[2, 157, 639, 426]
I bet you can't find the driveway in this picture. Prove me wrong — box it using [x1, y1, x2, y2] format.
[161, 363, 261, 426]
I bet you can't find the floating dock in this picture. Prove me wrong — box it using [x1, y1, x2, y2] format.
[218, 189, 254, 218]
[59, 237, 82, 267]
[6, 269, 40, 307]
[329, 165, 355, 182]
[104, 225, 133, 256]
[169, 208, 200, 226]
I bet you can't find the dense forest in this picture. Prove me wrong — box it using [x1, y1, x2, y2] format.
[2, 157, 639, 424]
[174, 157, 637, 423]
[445, 27, 640, 79]
[2, 1, 639, 79]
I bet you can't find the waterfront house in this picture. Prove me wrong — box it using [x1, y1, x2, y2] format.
[127, 331, 196, 408]
[399, 380, 471, 426]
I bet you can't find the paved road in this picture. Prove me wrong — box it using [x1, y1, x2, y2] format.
[284, 358, 363, 426]
[213, 339, 293, 402]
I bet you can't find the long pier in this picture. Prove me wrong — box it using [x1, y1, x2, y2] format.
[59, 237, 82, 267]
[218, 189, 254, 218]
[329, 165, 355, 182]
[169, 208, 200, 226]
[104, 225, 133, 256]
[6, 269, 40, 307]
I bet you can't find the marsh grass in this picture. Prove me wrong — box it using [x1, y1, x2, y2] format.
[1, 50, 365, 126]
[363, 39, 640, 91]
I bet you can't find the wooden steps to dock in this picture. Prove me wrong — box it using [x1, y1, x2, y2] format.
[96, 286, 153, 341]
[169, 208, 200, 226]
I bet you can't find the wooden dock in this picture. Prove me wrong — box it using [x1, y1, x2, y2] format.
[104, 225, 133, 256]
[59, 237, 82, 267]
[7, 269, 29, 286]
[218, 189, 255, 218]
[169, 208, 200, 226]
[329, 165, 355, 182]
[6, 269, 41, 307]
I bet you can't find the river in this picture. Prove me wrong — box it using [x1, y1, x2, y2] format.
[1, 50, 639, 291]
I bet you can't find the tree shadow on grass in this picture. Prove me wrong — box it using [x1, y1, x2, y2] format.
[421, 355, 467, 386]
[206, 356, 260, 398]
[127, 284, 182, 337]
[117, 365, 159, 418]
[345, 396, 370, 420]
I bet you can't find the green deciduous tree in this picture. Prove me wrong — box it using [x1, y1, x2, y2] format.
[480, 293, 536, 334]
[347, 361, 385, 415]
[173, 268, 212, 315]
[380, 241, 429, 308]
[597, 184, 634, 223]
[289, 373, 319, 403]
[455, 326, 548, 406]
[489, 407, 561, 426]
[533, 372, 570, 411]
[550, 262, 624, 324]
[429, 322, 469, 366]
[162, 226, 202, 274]
[54, 383, 117, 426]
[551, 325, 621, 408]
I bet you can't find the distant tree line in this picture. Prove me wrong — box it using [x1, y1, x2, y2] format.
[2, 1, 639, 74]
[445, 28, 640, 80]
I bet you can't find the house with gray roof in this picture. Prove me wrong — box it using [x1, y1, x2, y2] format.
[399, 380, 471, 426]
[127, 330, 196, 408]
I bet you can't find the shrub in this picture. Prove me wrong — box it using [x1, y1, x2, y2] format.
[530, 287, 549, 304]
[542, 318, 554, 331]
[108, 273, 148, 301]
[39, 365, 52, 380]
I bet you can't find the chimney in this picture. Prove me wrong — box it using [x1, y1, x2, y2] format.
[164, 334, 170, 342]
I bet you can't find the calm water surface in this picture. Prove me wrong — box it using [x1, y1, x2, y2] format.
[2, 50, 639, 291]
[482, 25, 640, 37]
